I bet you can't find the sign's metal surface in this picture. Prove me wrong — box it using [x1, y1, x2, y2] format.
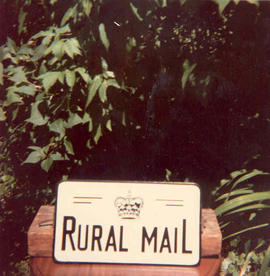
[54, 181, 201, 266]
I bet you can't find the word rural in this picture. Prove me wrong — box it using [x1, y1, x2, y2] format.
[54, 181, 201, 266]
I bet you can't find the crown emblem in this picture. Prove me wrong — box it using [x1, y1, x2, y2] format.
[114, 192, 143, 219]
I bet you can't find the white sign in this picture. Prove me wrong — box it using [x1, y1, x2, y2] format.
[54, 181, 201, 266]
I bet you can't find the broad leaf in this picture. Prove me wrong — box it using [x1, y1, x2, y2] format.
[41, 157, 54, 172]
[51, 40, 65, 60]
[9, 67, 27, 83]
[16, 85, 36, 96]
[246, 0, 259, 6]
[7, 37, 17, 54]
[49, 119, 66, 138]
[26, 101, 48, 126]
[65, 69, 76, 89]
[39, 71, 61, 91]
[85, 75, 102, 109]
[64, 139, 74, 155]
[51, 152, 64, 161]
[5, 90, 23, 106]
[61, 4, 78, 26]
[214, 0, 231, 15]
[33, 44, 47, 61]
[76, 67, 90, 83]
[99, 23, 110, 51]
[82, 0, 92, 16]
[106, 119, 112, 131]
[63, 38, 81, 59]
[28, 146, 43, 152]
[107, 78, 120, 89]
[66, 112, 83, 128]
[98, 80, 107, 103]
[23, 150, 44, 164]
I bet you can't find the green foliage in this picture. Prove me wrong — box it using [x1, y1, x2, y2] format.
[220, 240, 270, 275]
[213, 169, 270, 241]
[213, 170, 270, 275]
[1, 0, 270, 274]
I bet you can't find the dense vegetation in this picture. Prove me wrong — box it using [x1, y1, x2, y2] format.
[1, 0, 270, 274]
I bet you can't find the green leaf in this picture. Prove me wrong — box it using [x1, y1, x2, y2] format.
[99, 23, 110, 51]
[63, 38, 81, 59]
[16, 85, 36, 96]
[259, 244, 270, 276]
[223, 223, 269, 240]
[182, 59, 196, 89]
[94, 124, 102, 144]
[41, 157, 54, 172]
[39, 71, 61, 92]
[23, 150, 44, 164]
[215, 191, 270, 216]
[42, 34, 54, 46]
[230, 169, 247, 179]
[122, 111, 126, 126]
[0, 62, 3, 85]
[64, 139, 74, 155]
[58, 71, 65, 84]
[26, 101, 48, 126]
[130, 3, 143, 22]
[82, 112, 91, 124]
[0, 107, 6, 121]
[106, 119, 112, 131]
[85, 75, 102, 109]
[51, 40, 65, 60]
[226, 203, 270, 216]
[231, 169, 268, 190]
[7, 37, 17, 54]
[107, 78, 121, 89]
[214, 0, 231, 15]
[28, 146, 43, 152]
[216, 188, 253, 201]
[49, 119, 66, 138]
[246, 0, 259, 7]
[5, 90, 23, 106]
[65, 69, 76, 89]
[18, 8, 26, 35]
[82, 0, 92, 16]
[9, 67, 27, 83]
[51, 152, 64, 161]
[98, 80, 107, 103]
[165, 168, 172, 181]
[61, 4, 78, 26]
[76, 67, 90, 83]
[66, 112, 83, 128]
[33, 44, 47, 61]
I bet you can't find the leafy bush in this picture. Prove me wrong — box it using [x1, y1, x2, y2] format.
[213, 169, 270, 275]
[1, 0, 270, 274]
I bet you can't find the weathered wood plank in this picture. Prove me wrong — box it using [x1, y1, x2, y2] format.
[28, 206, 222, 258]
[30, 255, 221, 276]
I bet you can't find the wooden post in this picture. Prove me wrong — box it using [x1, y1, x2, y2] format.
[28, 205, 222, 276]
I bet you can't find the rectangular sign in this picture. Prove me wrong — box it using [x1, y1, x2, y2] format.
[54, 181, 201, 266]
